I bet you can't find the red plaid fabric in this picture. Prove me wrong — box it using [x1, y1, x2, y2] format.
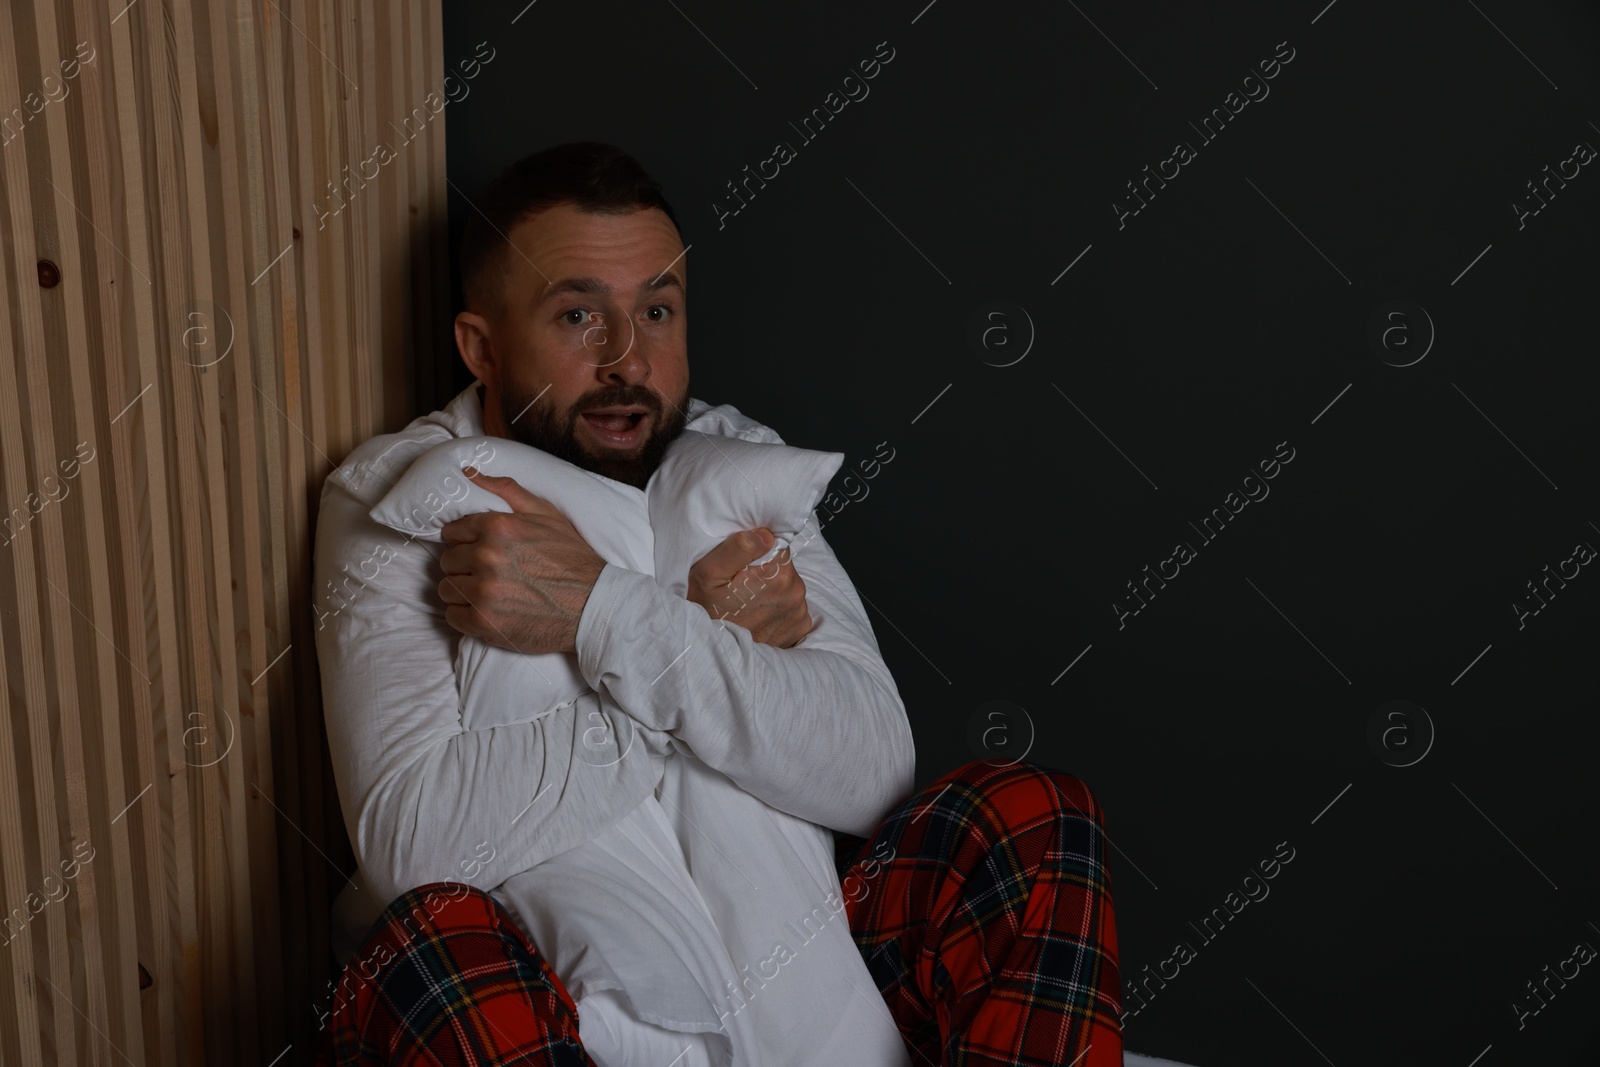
[314, 883, 594, 1065]
[318, 760, 1122, 1066]
[834, 760, 1123, 1067]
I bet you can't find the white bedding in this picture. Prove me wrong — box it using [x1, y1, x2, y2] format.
[1126, 1052, 1203, 1066]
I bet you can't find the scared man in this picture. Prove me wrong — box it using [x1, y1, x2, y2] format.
[311, 142, 1123, 1067]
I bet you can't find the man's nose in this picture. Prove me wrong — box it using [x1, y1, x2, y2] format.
[594, 316, 650, 383]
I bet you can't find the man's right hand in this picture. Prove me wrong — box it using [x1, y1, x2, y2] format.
[686, 528, 813, 649]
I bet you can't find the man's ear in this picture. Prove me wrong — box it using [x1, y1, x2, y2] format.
[455, 309, 496, 385]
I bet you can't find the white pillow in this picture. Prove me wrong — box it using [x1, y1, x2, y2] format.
[366, 428, 843, 730]
[365, 436, 655, 574]
[368, 429, 842, 579]
[642, 429, 844, 597]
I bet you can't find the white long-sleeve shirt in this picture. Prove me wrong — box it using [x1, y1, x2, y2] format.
[311, 382, 917, 1061]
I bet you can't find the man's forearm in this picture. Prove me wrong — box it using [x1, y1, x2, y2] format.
[314, 482, 673, 905]
[348, 694, 669, 904]
[575, 562, 916, 837]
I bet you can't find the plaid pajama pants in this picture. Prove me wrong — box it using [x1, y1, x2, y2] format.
[315, 759, 1123, 1066]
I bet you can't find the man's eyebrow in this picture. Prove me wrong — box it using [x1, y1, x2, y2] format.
[538, 272, 685, 303]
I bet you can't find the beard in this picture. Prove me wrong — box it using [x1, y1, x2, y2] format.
[496, 378, 691, 490]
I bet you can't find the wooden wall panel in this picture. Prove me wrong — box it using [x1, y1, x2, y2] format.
[0, 1, 451, 1062]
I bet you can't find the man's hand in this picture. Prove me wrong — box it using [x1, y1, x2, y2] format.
[437, 467, 607, 655]
[687, 529, 813, 649]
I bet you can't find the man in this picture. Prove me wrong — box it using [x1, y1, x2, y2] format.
[312, 142, 1123, 1066]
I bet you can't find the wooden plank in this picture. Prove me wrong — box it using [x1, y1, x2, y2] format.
[0, 139, 49, 1067]
[99, 86, 189, 1060]
[0, 5, 85, 1061]
[33, 0, 144, 1059]
[131, 0, 212, 1056]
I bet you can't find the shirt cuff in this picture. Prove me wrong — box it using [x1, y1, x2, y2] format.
[574, 562, 644, 688]
[575, 562, 710, 731]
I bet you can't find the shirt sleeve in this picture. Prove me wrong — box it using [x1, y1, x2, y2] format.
[312, 479, 671, 906]
[572, 513, 917, 838]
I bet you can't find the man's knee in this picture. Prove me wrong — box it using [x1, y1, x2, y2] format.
[360, 881, 554, 970]
[377, 880, 490, 933]
[940, 759, 1107, 832]
[321, 881, 585, 1060]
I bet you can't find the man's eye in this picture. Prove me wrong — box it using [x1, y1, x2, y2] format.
[561, 308, 594, 326]
[645, 305, 672, 322]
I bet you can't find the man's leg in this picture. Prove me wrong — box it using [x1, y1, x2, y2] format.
[835, 760, 1124, 1067]
[315, 882, 596, 1066]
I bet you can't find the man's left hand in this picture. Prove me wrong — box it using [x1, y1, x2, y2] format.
[437, 467, 607, 655]
[686, 529, 813, 649]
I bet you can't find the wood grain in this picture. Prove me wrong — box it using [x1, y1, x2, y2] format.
[0, 1, 450, 1061]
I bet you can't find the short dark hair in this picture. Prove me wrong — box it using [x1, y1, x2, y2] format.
[459, 142, 681, 323]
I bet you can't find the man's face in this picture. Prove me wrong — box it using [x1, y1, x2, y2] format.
[458, 203, 691, 490]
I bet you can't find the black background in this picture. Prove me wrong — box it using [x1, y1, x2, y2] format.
[439, 2, 1600, 1063]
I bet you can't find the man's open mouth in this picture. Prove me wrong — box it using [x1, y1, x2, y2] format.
[580, 408, 649, 447]
[581, 412, 644, 432]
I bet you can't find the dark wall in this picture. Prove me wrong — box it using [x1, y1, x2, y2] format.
[441, 2, 1600, 1063]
